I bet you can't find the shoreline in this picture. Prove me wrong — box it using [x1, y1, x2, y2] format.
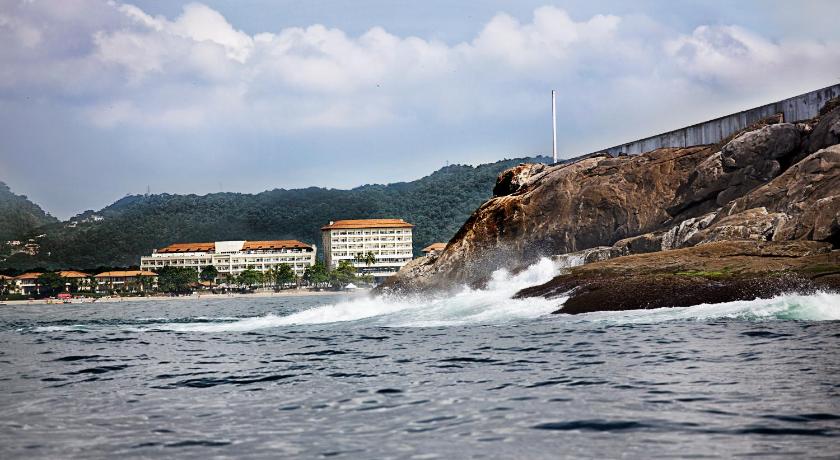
[0, 288, 370, 306]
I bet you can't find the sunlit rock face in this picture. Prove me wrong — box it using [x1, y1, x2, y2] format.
[378, 102, 840, 294]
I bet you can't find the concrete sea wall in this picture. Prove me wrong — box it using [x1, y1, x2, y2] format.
[589, 83, 840, 158]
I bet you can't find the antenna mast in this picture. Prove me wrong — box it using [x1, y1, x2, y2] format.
[551, 90, 557, 163]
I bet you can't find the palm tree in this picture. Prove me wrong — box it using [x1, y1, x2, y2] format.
[265, 267, 276, 290]
[200, 265, 219, 291]
[363, 251, 377, 267]
[354, 251, 377, 267]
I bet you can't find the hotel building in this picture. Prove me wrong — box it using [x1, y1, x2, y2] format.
[12, 272, 41, 296]
[58, 270, 93, 292]
[140, 240, 316, 280]
[321, 219, 413, 280]
[94, 270, 158, 292]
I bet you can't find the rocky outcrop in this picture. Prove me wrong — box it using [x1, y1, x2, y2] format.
[667, 123, 802, 219]
[694, 207, 787, 244]
[493, 163, 547, 197]
[377, 99, 840, 306]
[714, 145, 840, 245]
[612, 232, 662, 256]
[805, 99, 840, 155]
[514, 241, 839, 314]
[378, 146, 712, 293]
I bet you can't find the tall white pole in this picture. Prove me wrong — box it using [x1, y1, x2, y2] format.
[551, 90, 557, 163]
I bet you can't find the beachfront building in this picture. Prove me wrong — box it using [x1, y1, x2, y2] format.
[4, 272, 92, 296]
[13, 272, 42, 296]
[422, 242, 447, 257]
[140, 240, 316, 281]
[321, 219, 414, 281]
[94, 270, 158, 293]
[58, 271, 92, 292]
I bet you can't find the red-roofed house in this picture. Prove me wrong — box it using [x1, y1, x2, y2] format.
[140, 240, 316, 281]
[13, 272, 42, 296]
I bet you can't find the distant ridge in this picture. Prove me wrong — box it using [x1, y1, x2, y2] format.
[0, 182, 58, 241]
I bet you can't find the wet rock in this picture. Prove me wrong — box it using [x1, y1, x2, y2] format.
[551, 246, 618, 269]
[514, 241, 839, 314]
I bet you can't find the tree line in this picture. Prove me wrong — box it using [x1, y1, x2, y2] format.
[0, 259, 375, 300]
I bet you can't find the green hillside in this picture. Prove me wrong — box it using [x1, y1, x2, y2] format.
[0, 182, 58, 241]
[0, 156, 549, 270]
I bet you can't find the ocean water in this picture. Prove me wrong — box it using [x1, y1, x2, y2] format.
[2, 259, 840, 459]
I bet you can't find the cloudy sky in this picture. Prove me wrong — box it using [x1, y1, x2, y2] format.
[1, 0, 839, 219]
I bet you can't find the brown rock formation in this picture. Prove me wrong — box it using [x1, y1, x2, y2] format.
[377, 100, 840, 306]
[514, 241, 840, 314]
[380, 146, 711, 292]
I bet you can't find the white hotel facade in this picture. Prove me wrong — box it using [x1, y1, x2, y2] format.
[140, 240, 316, 279]
[321, 219, 413, 280]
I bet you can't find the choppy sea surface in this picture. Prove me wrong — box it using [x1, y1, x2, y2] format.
[2, 259, 840, 459]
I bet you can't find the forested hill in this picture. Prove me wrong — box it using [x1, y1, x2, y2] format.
[0, 182, 58, 241]
[0, 156, 549, 270]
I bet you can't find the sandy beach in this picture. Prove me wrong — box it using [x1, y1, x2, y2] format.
[0, 288, 370, 306]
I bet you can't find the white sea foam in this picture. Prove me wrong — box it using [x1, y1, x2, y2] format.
[168, 257, 563, 332]
[573, 291, 840, 324]
[26, 257, 840, 333]
[32, 325, 87, 332]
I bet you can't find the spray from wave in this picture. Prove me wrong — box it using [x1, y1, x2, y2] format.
[574, 291, 840, 324]
[28, 257, 840, 333]
[167, 257, 564, 332]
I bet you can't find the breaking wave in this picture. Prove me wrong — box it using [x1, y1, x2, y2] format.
[574, 291, 840, 324]
[167, 257, 564, 331]
[27, 257, 840, 333]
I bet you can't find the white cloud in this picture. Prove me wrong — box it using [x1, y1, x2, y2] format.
[1, 1, 839, 134]
[467, 7, 622, 70]
[170, 3, 253, 62]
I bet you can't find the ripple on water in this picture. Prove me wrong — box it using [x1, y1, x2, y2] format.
[533, 420, 650, 432]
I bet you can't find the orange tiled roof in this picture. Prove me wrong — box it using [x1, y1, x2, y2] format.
[15, 272, 42, 280]
[157, 240, 313, 253]
[58, 270, 90, 278]
[422, 242, 447, 253]
[95, 270, 157, 278]
[321, 219, 414, 230]
[243, 240, 312, 250]
[0, 274, 13, 280]
[157, 242, 216, 253]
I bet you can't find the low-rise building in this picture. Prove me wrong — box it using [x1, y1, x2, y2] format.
[140, 240, 316, 280]
[13, 272, 42, 296]
[94, 270, 158, 293]
[422, 242, 447, 257]
[58, 271, 92, 292]
[321, 219, 413, 281]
